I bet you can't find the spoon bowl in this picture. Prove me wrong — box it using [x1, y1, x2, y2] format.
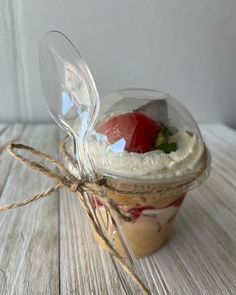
[39, 30, 100, 174]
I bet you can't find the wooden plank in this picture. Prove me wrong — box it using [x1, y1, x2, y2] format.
[200, 126, 236, 211]
[0, 124, 59, 294]
[202, 126, 236, 158]
[0, 124, 8, 135]
[178, 196, 236, 293]
[166, 204, 236, 295]
[141, 243, 203, 295]
[202, 124, 236, 146]
[0, 124, 25, 196]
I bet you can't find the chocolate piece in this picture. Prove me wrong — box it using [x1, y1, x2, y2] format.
[134, 99, 168, 125]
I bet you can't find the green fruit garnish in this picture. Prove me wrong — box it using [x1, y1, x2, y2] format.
[157, 142, 177, 154]
[154, 131, 168, 148]
[154, 125, 178, 153]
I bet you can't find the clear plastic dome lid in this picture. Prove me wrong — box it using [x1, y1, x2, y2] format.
[38, 31, 209, 190]
[87, 88, 210, 186]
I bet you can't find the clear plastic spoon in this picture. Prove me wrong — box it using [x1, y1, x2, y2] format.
[39, 30, 100, 176]
[38, 31, 146, 294]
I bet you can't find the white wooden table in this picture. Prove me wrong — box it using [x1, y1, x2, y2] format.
[0, 123, 236, 295]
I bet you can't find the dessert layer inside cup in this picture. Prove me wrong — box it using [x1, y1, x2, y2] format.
[93, 192, 186, 257]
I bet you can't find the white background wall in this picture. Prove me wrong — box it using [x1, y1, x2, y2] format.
[0, 0, 236, 127]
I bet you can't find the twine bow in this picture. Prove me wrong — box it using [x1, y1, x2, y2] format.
[0, 139, 151, 295]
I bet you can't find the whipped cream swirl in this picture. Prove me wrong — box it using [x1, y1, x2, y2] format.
[88, 129, 204, 182]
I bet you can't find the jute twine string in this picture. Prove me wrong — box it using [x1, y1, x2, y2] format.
[0, 140, 150, 295]
[0, 138, 209, 295]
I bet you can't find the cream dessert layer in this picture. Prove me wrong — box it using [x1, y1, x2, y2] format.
[88, 128, 204, 181]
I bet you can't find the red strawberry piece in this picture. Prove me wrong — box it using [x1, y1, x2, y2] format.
[163, 195, 185, 208]
[173, 196, 185, 207]
[92, 197, 104, 208]
[127, 206, 155, 220]
[96, 112, 161, 153]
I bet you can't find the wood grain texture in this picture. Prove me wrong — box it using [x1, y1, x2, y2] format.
[0, 124, 59, 294]
[0, 124, 8, 135]
[0, 123, 236, 295]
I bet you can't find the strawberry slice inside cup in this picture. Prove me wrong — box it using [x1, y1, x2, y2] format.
[96, 112, 161, 153]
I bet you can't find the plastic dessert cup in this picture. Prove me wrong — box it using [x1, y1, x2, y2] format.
[87, 88, 210, 258]
[94, 147, 209, 258]
[94, 180, 187, 258]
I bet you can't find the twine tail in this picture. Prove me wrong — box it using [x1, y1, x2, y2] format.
[0, 183, 62, 212]
[7, 142, 80, 191]
[114, 256, 151, 295]
[1, 140, 151, 294]
[59, 135, 78, 169]
[73, 191, 151, 295]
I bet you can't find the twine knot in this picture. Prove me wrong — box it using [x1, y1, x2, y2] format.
[70, 180, 84, 193]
